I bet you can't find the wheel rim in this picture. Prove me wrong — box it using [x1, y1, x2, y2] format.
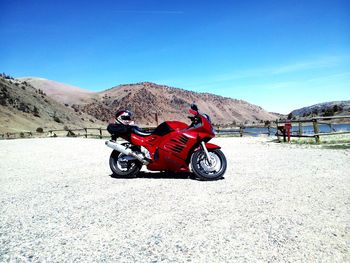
[196, 151, 223, 176]
[114, 153, 136, 172]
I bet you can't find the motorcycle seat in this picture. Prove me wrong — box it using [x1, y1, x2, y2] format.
[131, 126, 153, 136]
[131, 122, 175, 137]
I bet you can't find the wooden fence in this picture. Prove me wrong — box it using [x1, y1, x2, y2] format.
[275, 115, 350, 143]
[0, 127, 155, 140]
[0, 125, 272, 140]
[215, 125, 273, 137]
[1, 116, 349, 143]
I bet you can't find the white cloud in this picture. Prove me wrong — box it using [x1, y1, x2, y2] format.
[214, 55, 346, 82]
[165, 54, 349, 89]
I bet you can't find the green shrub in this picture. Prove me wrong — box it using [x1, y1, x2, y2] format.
[53, 116, 61, 123]
[67, 130, 76, 137]
[33, 106, 40, 117]
[36, 127, 44, 133]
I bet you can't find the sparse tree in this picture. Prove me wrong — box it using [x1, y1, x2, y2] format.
[33, 106, 40, 117]
[333, 105, 341, 112]
[53, 116, 62, 123]
[323, 108, 334, 117]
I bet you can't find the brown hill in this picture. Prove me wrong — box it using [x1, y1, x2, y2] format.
[19, 77, 93, 105]
[77, 82, 277, 126]
[12, 77, 277, 128]
[0, 76, 103, 133]
[289, 101, 350, 118]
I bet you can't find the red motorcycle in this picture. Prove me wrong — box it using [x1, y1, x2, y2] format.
[105, 104, 227, 180]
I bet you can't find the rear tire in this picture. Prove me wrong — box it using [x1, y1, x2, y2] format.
[191, 149, 227, 180]
[109, 150, 142, 178]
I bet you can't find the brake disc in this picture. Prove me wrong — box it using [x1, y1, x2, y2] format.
[200, 152, 221, 172]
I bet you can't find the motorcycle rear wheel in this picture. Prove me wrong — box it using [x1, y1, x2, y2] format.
[191, 149, 227, 180]
[109, 150, 142, 178]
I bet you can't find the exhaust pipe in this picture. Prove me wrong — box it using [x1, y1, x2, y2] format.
[105, 140, 150, 165]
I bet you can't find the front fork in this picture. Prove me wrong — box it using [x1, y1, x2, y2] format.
[201, 141, 212, 165]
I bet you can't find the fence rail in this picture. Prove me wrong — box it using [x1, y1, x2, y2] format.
[275, 115, 350, 143]
[1, 115, 350, 143]
[0, 127, 157, 140]
[215, 125, 273, 137]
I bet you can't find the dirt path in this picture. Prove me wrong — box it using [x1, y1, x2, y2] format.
[0, 137, 349, 262]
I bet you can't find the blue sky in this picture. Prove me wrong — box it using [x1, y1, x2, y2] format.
[0, 0, 349, 113]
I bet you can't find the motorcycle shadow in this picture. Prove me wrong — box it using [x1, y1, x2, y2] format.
[109, 171, 225, 181]
[109, 171, 197, 180]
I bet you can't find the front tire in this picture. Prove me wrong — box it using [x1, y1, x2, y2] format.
[190, 149, 227, 180]
[109, 150, 142, 178]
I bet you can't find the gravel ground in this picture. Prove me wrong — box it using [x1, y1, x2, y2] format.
[0, 137, 349, 262]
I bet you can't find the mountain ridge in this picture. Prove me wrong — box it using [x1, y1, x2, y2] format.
[289, 100, 350, 118]
[19, 77, 94, 104]
[0, 75, 103, 133]
[22, 78, 278, 126]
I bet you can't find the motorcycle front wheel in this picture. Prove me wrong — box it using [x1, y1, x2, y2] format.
[109, 150, 142, 178]
[190, 149, 227, 180]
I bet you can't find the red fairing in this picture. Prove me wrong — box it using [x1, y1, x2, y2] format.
[193, 142, 221, 152]
[128, 107, 217, 172]
[166, 121, 188, 130]
[206, 143, 221, 149]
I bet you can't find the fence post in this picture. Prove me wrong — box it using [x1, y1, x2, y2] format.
[298, 122, 302, 136]
[99, 128, 102, 139]
[239, 126, 243, 137]
[276, 120, 280, 142]
[329, 123, 335, 132]
[312, 119, 320, 144]
[84, 128, 87, 138]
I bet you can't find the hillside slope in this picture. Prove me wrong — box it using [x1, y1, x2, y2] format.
[20, 77, 93, 105]
[0, 76, 103, 133]
[289, 101, 350, 118]
[90, 82, 278, 125]
[25, 79, 277, 126]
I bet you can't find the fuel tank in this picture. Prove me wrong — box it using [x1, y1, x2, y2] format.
[165, 121, 188, 130]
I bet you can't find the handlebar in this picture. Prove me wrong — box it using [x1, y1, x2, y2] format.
[188, 115, 201, 127]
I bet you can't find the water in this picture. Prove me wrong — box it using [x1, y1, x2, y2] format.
[289, 123, 350, 135]
[218, 123, 350, 136]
